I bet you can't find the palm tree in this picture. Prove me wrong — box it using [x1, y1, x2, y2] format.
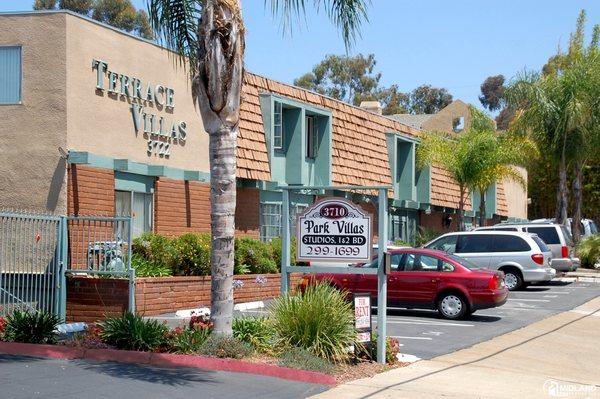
[147, 0, 369, 335]
[416, 110, 490, 231]
[507, 10, 600, 242]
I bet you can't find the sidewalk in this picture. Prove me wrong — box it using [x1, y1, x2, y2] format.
[561, 268, 600, 283]
[312, 296, 600, 399]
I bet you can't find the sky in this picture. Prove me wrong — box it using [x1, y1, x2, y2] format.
[2, 0, 600, 110]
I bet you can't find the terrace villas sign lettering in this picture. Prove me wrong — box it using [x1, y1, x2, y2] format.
[92, 59, 188, 158]
[297, 198, 372, 263]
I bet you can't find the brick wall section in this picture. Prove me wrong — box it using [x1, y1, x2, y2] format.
[154, 178, 211, 236]
[66, 276, 129, 322]
[135, 273, 303, 316]
[67, 165, 116, 269]
[67, 165, 115, 216]
[235, 188, 260, 238]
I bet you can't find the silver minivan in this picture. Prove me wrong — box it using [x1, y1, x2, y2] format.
[425, 231, 555, 290]
[475, 223, 579, 272]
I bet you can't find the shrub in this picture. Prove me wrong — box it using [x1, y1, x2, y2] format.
[270, 237, 297, 268]
[199, 334, 253, 359]
[271, 282, 357, 362]
[0, 317, 6, 340]
[235, 237, 278, 274]
[167, 326, 211, 354]
[131, 253, 172, 277]
[132, 232, 175, 269]
[99, 312, 168, 352]
[3, 310, 60, 344]
[577, 235, 600, 269]
[415, 228, 442, 247]
[364, 333, 401, 364]
[278, 347, 336, 374]
[170, 233, 211, 276]
[232, 317, 273, 352]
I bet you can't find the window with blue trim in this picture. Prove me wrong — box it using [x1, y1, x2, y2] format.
[0, 46, 22, 104]
[273, 101, 283, 149]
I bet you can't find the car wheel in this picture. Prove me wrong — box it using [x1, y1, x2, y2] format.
[503, 271, 523, 291]
[438, 293, 468, 320]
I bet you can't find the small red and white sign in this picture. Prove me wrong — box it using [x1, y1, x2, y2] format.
[354, 293, 372, 343]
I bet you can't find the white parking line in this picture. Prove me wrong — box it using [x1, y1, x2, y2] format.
[389, 336, 433, 341]
[382, 320, 475, 327]
[518, 291, 569, 294]
[507, 298, 550, 302]
[498, 307, 541, 311]
[543, 295, 558, 298]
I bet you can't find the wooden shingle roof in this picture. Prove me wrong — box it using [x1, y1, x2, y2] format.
[238, 72, 497, 212]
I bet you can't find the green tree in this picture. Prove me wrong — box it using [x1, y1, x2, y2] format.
[507, 10, 600, 242]
[148, 0, 368, 335]
[93, 0, 155, 39]
[409, 84, 453, 114]
[33, 0, 56, 9]
[59, 0, 93, 14]
[468, 109, 533, 227]
[377, 84, 409, 115]
[293, 53, 381, 106]
[479, 75, 505, 112]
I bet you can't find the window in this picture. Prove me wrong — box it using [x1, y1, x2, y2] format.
[115, 190, 153, 238]
[452, 116, 465, 132]
[291, 204, 308, 235]
[305, 115, 318, 158]
[490, 235, 531, 252]
[273, 101, 283, 150]
[525, 227, 559, 245]
[531, 236, 550, 253]
[426, 235, 457, 253]
[260, 203, 282, 241]
[400, 253, 439, 272]
[448, 254, 480, 270]
[456, 235, 492, 253]
[0, 46, 22, 104]
[441, 261, 455, 272]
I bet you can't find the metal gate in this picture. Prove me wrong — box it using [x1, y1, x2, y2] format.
[0, 211, 133, 319]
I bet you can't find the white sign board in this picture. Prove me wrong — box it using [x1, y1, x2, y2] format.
[296, 198, 372, 262]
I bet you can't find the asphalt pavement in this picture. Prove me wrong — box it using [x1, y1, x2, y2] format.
[0, 356, 328, 399]
[376, 279, 600, 359]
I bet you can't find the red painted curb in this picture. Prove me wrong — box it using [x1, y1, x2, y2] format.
[0, 342, 337, 386]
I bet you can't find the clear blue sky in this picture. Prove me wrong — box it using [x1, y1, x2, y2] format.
[2, 0, 599, 109]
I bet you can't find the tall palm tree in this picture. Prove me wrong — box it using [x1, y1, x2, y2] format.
[147, 0, 369, 335]
[507, 10, 600, 242]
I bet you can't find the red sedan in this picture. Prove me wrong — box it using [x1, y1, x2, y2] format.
[307, 248, 508, 319]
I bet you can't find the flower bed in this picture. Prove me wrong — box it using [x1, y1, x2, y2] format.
[3, 284, 405, 384]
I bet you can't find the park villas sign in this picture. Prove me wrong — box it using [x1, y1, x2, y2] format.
[297, 198, 372, 263]
[92, 59, 188, 158]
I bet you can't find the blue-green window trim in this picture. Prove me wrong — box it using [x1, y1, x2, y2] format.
[386, 132, 427, 207]
[0, 46, 22, 104]
[259, 93, 333, 186]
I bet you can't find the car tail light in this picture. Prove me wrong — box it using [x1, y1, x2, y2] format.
[488, 275, 499, 290]
[561, 246, 569, 258]
[531, 253, 544, 265]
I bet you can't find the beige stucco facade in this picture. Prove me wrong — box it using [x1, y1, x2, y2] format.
[503, 167, 528, 220]
[0, 12, 210, 213]
[420, 99, 473, 133]
[0, 13, 68, 213]
[65, 14, 208, 171]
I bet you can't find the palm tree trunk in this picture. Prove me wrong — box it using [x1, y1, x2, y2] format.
[193, 0, 245, 335]
[572, 160, 584, 243]
[555, 155, 568, 224]
[479, 190, 486, 228]
[458, 186, 465, 231]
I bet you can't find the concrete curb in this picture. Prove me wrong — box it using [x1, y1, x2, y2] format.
[0, 341, 337, 386]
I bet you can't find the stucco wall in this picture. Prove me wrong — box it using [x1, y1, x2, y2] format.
[0, 14, 68, 213]
[421, 100, 472, 133]
[65, 13, 209, 173]
[503, 167, 528, 220]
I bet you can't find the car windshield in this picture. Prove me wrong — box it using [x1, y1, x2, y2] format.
[447, 254, 480, 270]
[591, 221, 599, 235]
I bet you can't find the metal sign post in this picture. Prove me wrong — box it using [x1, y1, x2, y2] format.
[279, 185, 389, 364]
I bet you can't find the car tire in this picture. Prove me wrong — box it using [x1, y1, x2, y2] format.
[503, 270, 523, 291]
[437, 293, 468, 320]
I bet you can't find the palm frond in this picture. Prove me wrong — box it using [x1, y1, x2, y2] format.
[268, 0, 369, 50]
[147, 0, 202, 71]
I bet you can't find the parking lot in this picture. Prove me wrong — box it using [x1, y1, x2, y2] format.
[239, 279, 600, 360]
[377, 279, 600, 359]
